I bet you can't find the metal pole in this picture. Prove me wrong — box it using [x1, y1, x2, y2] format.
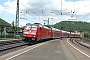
[61, 0, 62, 20]
[61, 0, 62, 39]
[4, 27, 6, 38]
[15, 0, 19, 38]
[48, 18, 49, 25]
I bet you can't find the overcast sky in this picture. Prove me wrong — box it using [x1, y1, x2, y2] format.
[0, 0, 90, 26]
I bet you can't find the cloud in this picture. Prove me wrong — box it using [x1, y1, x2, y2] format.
[0, 5, 6, 13]
[19, 0, 90, 21]
[0, 0, 90, 26]
[0, 0, 16, 15]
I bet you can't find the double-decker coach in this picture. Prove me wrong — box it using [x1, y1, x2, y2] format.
[52, 28, 61, 39]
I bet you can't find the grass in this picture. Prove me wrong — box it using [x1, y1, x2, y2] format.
[0, 38, 15, 40]
[0, 36, 22, 40]
[0, 38, 22, 40]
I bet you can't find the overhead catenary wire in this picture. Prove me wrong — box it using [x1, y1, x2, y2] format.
[20, 0, 62, 17]
[71, 0, 90, 21]
[20, 2, 39, 16]
[68, 0, 76, 21]
[20, 2, 53, 20]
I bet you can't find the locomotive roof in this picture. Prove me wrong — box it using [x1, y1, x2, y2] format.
[26, 23, 41, 26]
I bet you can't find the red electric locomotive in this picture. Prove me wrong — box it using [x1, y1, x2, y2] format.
[22, 23, 52, 43]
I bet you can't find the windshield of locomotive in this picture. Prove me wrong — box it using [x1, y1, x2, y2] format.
[26, 25, 37, 30]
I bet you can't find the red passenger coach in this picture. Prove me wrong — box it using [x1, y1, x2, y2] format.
[22, 23, 51, 43]
[51, 27, 61, 39]
[74, 33, 80, 38]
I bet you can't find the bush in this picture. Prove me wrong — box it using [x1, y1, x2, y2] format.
[84, 31, 90, 37]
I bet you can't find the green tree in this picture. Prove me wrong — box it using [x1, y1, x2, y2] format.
[84, 31, 90, 37]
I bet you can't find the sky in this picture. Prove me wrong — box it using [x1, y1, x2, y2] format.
[0, 0, 90, 26]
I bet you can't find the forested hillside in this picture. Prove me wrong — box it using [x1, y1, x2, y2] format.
[53, 21, 90, 32]
[0, 18, 11, 27]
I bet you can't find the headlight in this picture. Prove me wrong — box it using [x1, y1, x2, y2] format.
[33, 36, 35, 37]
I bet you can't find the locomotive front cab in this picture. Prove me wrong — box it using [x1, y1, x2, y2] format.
[22, 23, 38, 42]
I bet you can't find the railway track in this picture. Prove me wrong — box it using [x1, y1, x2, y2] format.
[75, 39, 90, 49]
[81, 38, 90, 45]
[70, 38, 90, 50]
[0, 40, 29, 56]
[0, 39, 51, 56]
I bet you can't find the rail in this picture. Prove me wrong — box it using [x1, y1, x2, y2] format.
[0, 40, 28, 56]
[70, 38, 90, 49]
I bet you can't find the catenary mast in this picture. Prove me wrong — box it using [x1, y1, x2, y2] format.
[15, 0, 19, 38]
